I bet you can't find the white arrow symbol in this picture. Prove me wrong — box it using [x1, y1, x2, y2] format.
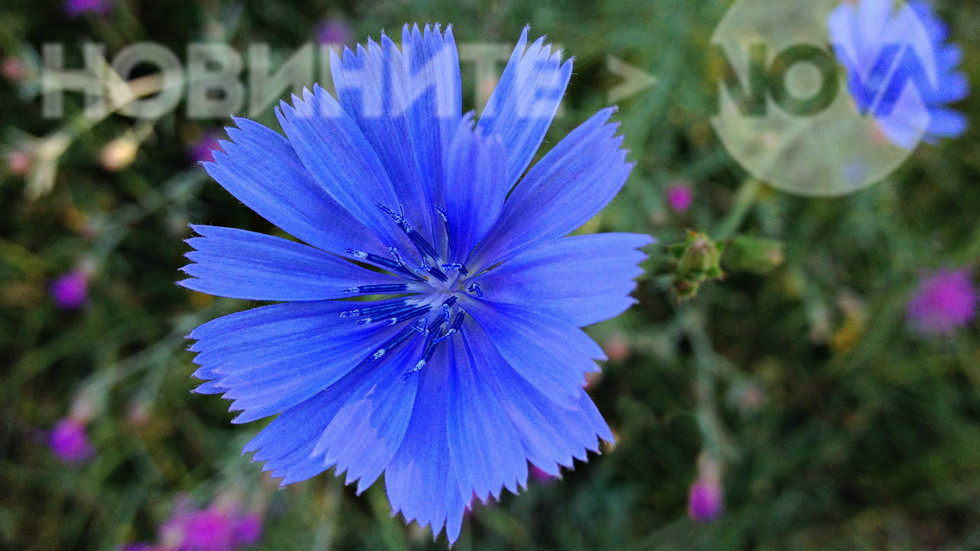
[607, 55, 657, 103]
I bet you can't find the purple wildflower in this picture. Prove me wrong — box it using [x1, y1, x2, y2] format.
[234, 514, 262, 546]
[687, 477, 723, 522]
[1, 57, 29, 82]
[49, 418, 95, 464]
[666, 183, 693, 212]
[65, 0, 111, 17]
[6, 149, 32, 177]
[529, 465, 556, 484]
[315, 19, 354, 46]
[50, 270, 88, 309]
[160, 504, 261, 551]
[190, 132, 223, 164]
[907, 268, 978, 336]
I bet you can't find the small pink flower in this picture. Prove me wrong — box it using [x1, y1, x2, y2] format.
[603, 333, 630, 362]
[529, 464, 556, 484]
[49, 418, 95, 464]
[234, 514, 262, 546]
[190, 132, 223, 164]
[315, 19, 354, 46]
[1, 57, 29, 82]
[160, 503, 262, 551]
[50, 270, 89, 309]
[666, 183, 693, 213]
[907, 268, 978, 336]
[6, 149, 32, 176]
[65, 0, 111, 16]
[687, 477, 723, 522]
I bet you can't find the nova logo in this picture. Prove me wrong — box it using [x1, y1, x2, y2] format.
[715, 43, 840, 118]
[710, 0, 941, 196]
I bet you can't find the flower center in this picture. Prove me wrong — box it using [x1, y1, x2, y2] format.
[340, 204, 483, 373]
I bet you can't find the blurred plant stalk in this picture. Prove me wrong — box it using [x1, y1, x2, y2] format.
[17, 57, 165, 199]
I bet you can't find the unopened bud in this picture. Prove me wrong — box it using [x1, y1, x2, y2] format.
[724, 235, 784, 274]
[100, 138, 138, 171]
[669, 231, 725, 301]
[675, 231, 724, 278]
[6, 149, 33, 176]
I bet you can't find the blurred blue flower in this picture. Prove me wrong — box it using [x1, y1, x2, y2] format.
[828, 0, 968, 148]
[180, 24, 650, 543]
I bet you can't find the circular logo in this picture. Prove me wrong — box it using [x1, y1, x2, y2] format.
[710, 0, 938, 196]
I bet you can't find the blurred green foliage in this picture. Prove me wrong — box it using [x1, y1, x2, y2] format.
[2, 0, 979, 549]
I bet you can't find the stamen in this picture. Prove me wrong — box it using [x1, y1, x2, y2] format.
[412, 336, 439, 372]
[355, 304, 431, 326]
[436, 205, 452, 260]
[435, 311, 466, 343]
[366, 324, 418, 362]
[425, 308, 450, 334]
[466, 282, 484, 297]
[388, 247, 408, 269]
[382, 305, 432, 326]
[409, 318, 429, 335]
[377, 203, 441, 262]
[427, 266, 450, 282]
[409, 310, 466, 374]
[344, 284, 409, 295]
[341, 299, 410, 319]
[441, 263, 469, 276]
[345, 248, 425, 281]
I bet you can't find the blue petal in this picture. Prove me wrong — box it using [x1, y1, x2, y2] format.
[275, 86, 411, 250]
[477, 27, 573, 188]
[935, 44, 962, 75]
[857, 0, 891, 50]
[447, 337, 528, 501]
[203, 117, 379, 254]
[189, 299, 408, 423]
[471, 108, 632, 268]
[462, 301, 604, 404]
[385, 343, 467, 543]
[242, 335, 421, 487]
[311, 336, 423, 494]
[910, 1, 949, 43]
[475, 233, 651, 326]
[443, 117, 508, 264]
[401, 24, 463, 216]
[331, 35, 438, 242]
[931, 71, 968, 104]
[179, 225, 398, 301]
[827, 4, 857, 62]
[926, 107, 967, 139]
[473, 342, 613, 476]
[243, 391, 347, 486]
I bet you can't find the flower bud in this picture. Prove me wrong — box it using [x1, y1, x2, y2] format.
[723, 235, 784, 274]
[669, 231, 725, 301]
[100, 137, 138, 171]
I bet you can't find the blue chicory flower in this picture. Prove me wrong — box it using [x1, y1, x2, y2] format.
[827, 0, 968, 148]
[180, 23, 651, 543]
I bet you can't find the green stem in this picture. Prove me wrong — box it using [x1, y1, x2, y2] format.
[712, 178, 762, 241]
